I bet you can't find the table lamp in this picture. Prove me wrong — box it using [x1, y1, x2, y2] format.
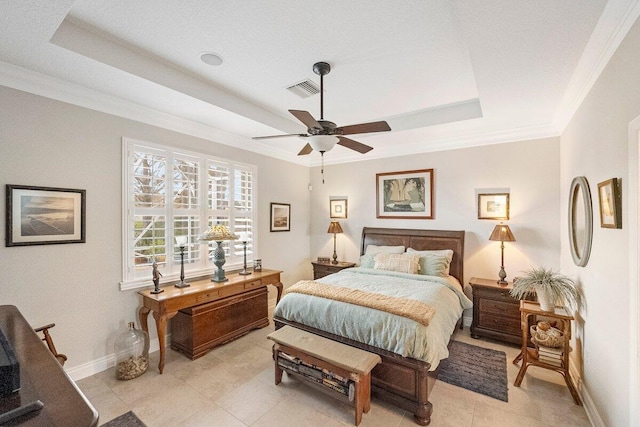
[489, 223, 516, 285]
[327, 221, 343, 265]
[199, 224, 238, 282]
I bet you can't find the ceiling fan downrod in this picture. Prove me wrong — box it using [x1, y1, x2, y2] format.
[313, 62, 331, 121]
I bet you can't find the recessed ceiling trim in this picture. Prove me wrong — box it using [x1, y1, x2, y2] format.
[50, 17, 302, 135]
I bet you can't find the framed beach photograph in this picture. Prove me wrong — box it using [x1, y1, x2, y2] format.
[270, 202, 291, 232]
[6, 184, 86, 246]
[329, 199, 347, 219]
[597, 178, 622, 228]
[478, 193, 510, 220]
[376, 169, 434, 219]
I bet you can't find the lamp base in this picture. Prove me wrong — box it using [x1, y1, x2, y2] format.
[496, 279, 508, 286]
[174, 281, 190, 288]
[238, 270, 252, 275]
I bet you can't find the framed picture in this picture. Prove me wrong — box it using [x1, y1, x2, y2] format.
[478, 193, 510, 220]
[597, 178, 622, 228]
[376, 169, 434, 219]
[6, 184, 86, 246]
[329, 199, 347, 219]
[270, 202, 291, 232]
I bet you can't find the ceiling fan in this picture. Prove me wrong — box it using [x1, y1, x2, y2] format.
[252, 61, 391, 157]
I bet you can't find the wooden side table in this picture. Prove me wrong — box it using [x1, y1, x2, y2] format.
[312, 261, 356, 279]
[513, 301, 581, 405]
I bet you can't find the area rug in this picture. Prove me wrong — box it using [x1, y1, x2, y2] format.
[101, 411, 146, 427]
[437, 340, 508, 402]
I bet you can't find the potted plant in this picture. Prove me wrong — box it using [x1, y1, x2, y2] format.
[510, 266, 582, 312]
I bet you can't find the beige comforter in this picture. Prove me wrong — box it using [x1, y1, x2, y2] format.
[284, 280, 436, 326]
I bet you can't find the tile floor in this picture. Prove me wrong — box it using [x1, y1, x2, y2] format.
[77, 317, 591, 427]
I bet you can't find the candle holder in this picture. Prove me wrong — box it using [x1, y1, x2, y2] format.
[239, 233, 251, 275]
[175, 236, 190, 288]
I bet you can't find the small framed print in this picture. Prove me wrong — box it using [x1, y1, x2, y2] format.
[270, 202, 291, 232]
[597, 178, 622, 228]
[478, 193, 510, 220]
[330, 199, 347, 219]
[6, 184, 86, 246]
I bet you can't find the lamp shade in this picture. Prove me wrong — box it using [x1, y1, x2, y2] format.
[489, 224, 516, 242]
[327, 221, 343, 234]
[199, 224, 238, 241]
[308, 135, 339, 153]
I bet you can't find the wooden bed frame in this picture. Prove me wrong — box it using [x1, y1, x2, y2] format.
[274, 227, 465, 425]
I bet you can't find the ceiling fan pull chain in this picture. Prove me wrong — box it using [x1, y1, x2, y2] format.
[321, 151, 325, 184]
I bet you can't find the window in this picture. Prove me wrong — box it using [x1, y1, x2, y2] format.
[121, 138, 257, 290]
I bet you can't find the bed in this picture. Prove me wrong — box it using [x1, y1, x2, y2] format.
[273, 227, 470, 425]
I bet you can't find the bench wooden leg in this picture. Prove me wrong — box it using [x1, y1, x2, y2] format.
[273, 346, 283, 385]
[362, 373, 371, 414]
[354, 380, 363, 426]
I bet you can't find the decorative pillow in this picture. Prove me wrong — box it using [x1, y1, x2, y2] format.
[364, 245, 405, 255]
[406, 248, 454, 277]
[359, 254, 376, 268]
[373, 253, 420, 274]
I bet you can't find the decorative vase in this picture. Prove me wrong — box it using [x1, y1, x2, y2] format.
[115, 322, 149, 380]
[536, 287, 555, 312]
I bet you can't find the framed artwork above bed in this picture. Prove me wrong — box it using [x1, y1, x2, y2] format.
[376, 169, 434, 219]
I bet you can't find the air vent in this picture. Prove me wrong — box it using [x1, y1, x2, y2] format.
[286, 79, 320, 98]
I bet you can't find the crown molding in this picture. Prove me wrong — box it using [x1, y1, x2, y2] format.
[555, 0, 640, 131]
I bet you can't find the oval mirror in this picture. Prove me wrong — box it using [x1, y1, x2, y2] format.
[568, 176, 593, 267]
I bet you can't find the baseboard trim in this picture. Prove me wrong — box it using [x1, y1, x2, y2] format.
[68, 296, 282, 381]
[570, 361, 605, 427]
[67, 335, 164, 381]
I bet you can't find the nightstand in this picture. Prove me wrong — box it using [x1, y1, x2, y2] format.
[469, 277, 523, 345]
[311, 261, 356, 279]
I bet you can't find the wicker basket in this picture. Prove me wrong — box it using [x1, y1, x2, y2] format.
[530, 325, 564, 348]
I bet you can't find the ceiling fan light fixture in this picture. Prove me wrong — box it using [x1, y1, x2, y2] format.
[308, 135, 338, 152]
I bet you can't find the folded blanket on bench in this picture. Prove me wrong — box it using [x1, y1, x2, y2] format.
[284, 280, 436, 326]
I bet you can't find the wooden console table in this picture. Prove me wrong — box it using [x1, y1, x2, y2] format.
[138, 269, 282, 373]
[0, 305, 99, 426]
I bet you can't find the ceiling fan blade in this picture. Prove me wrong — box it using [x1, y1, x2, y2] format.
[337, 136, 373, 154]
[339, 121, 391, 135]
[289, 110, 323, 131]
[252, 133, 307, 140]
[297, 143, 313, 156]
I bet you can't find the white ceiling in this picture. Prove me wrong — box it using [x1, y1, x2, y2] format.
[1, 1, 639, 166]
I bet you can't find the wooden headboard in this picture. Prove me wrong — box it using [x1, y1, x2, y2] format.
[361, 227, 465, 283]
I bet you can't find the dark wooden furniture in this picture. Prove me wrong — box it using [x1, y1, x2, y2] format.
[268, 326, 381, 426]
[138, 269, 282, 373]
[312, 261, 356, 279]
[469, 277, 523, 345]
[33, 324, 67, 366]
[0, 305, 98, 426]
[513, 301, 581, 405]
[275, 227, 465, 426]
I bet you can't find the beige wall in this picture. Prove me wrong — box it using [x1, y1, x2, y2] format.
[0, 87, 311, 378]
[560, 13, 640, 427]
[309, 138, 561, 292]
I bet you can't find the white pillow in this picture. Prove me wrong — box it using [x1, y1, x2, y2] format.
[365, 245, 405, 255]
[373, 253, 420, 274]
[406, 248, 454, 277]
